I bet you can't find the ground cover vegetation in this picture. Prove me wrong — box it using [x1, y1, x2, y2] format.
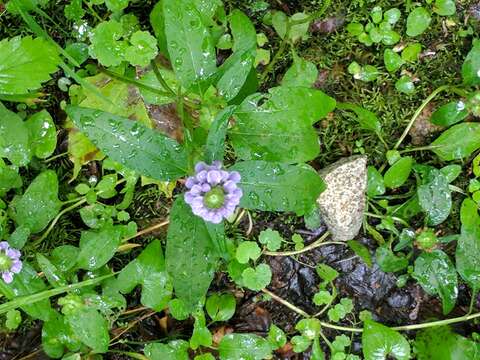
[1, 0, 480, 358]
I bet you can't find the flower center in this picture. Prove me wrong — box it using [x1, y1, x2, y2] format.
[203, 187, 225, 209]
[0, 253, 12, 271]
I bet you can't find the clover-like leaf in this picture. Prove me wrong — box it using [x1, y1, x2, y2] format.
[242, 263, 272, 291]
[125, 30, 158, 67]
[89, 20, 128, 67]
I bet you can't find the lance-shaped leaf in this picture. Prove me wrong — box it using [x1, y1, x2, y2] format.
[66, 106, 189, 181]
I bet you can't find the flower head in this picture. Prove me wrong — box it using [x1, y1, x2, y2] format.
[0, 242, 22, 284]
[185, 161, 242, 224]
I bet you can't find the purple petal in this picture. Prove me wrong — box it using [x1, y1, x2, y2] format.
[189, 184, 203, 196]
[195, 170, 208, 183]
[211, 161, 222, 170]
[191, 196, 204, 208]
[6, 249, 20, 260]
[223, 180, 237, 193]
[195, 162, 207, 172]
[0, 242, 9, 251]
[228, 171, 241, 183]
[200, 183, 211, 193]
[185, 192, 200, 204]
[220, 171, 229, 182]
[10, 261, 22, 274]
[207, 170, 222, 185]
[185, 177, 196, 189]
[2, 272, 13, 284]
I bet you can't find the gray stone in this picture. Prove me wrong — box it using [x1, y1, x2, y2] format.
[316, 155, 367, 241]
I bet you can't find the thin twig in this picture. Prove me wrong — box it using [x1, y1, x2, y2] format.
[264, 231, 345, 256]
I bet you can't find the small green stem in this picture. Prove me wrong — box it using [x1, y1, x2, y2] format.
[33, 198, 87, 246]
[393, 85, 451, 150]
[264, 288, 480, 333]
[0, 274, 115, 315]
[364, 212, 410, 227]
[399, 145, 443, 154]
[150, 60, 176, 96]
[44, 152, 68, 163]
[264, 232, 346, 257]
[99, 68, 172, 98]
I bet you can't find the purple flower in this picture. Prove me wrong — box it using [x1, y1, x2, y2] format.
[185, 161, 243, 224]
[0, 242, 22, 284]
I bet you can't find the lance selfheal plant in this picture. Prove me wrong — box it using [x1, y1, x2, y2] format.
[0, 242, 22, 284]
[184, 161, 243, 224]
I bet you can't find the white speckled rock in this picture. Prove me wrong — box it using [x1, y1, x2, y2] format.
[316, 155, 367, 241]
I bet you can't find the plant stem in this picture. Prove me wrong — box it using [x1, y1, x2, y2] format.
[393, 85, 450, 150]
[263, 287, 480, 333]
[122, 219, 170, 242]
[264, 231, 346, 256]
[99, 68, 172, 98]
[262, 288, 310, 317]
[32, 198, 87, 246]
[399, 145, 443, 154]
[0, 274, 115, 315]
[150, 60, 176, 96]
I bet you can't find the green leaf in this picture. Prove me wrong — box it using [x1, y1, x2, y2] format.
[0, 36, 60, 95]
[362, 319, 410, 360]
[205, 106, 235, 163]
[456, 199, 480, 293]
[36, 253, 67, 287]
[218, 333, 272, 360]
[296, 318, 322, 339]
[5, 309, 21, 330]
[282, 55, 319, 88]
[124, 30, 158, 67]
[268, 324, 287, 350]
[89, 19, 128, 67]
[384, 8, 401, 24]
[0, 102, 31, 166]
[144, 340, 190, 360]
[376, 245, 409, 273]
[206, 293, 236, 322]
[401, 43, 422, 62]
[289, 13, 310, 42]
[66, 307, 109, 353]
[413, 249, 458, 314]
[216, 9, 256, 102]
[258, 228, 283, 252]
[440, 164, 462, 183]
[406, 7, 432, 37]
[337, 102, 381, 133]
[242, 263, 272, 291]
[430, 101, 468, 127]
[414, 326, 480, 360]
[0, 162, 22, 194]
[42, 312, 80, 358]
[367, 166, 385, 197]
[166, 197, 218, 312]
[25, 110, 57, 159]
[395, 75, 415, 94]
[163, 0, 216, 93]
[383, 157, 413, 189]
[0, 262, 53, 321]
[230, 87, 335, 163]
[433, 0, 456, 16]
[417, 168, 452, 225]
[105, 0, 129, 13]
[76, 223, 123, 270]
[190, 311, 212, 350]
[431, 123, 480, 161]
[347, 240, 372, 267]
[230, 161, 326, 215]
[316, 263, 339, 282]
[66, 106, 189, 181]
[291, 335, 311, 353]
[462, 40, 480, 86]
[10, 170, 61, 234]
[149, 1, 169, 58]
[117, 240, 173, 311]
[236, 241, 261, 264]
[313, 290, 333, 306]
[384, 49, 404, 72]
[272, 11, 288, 39]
